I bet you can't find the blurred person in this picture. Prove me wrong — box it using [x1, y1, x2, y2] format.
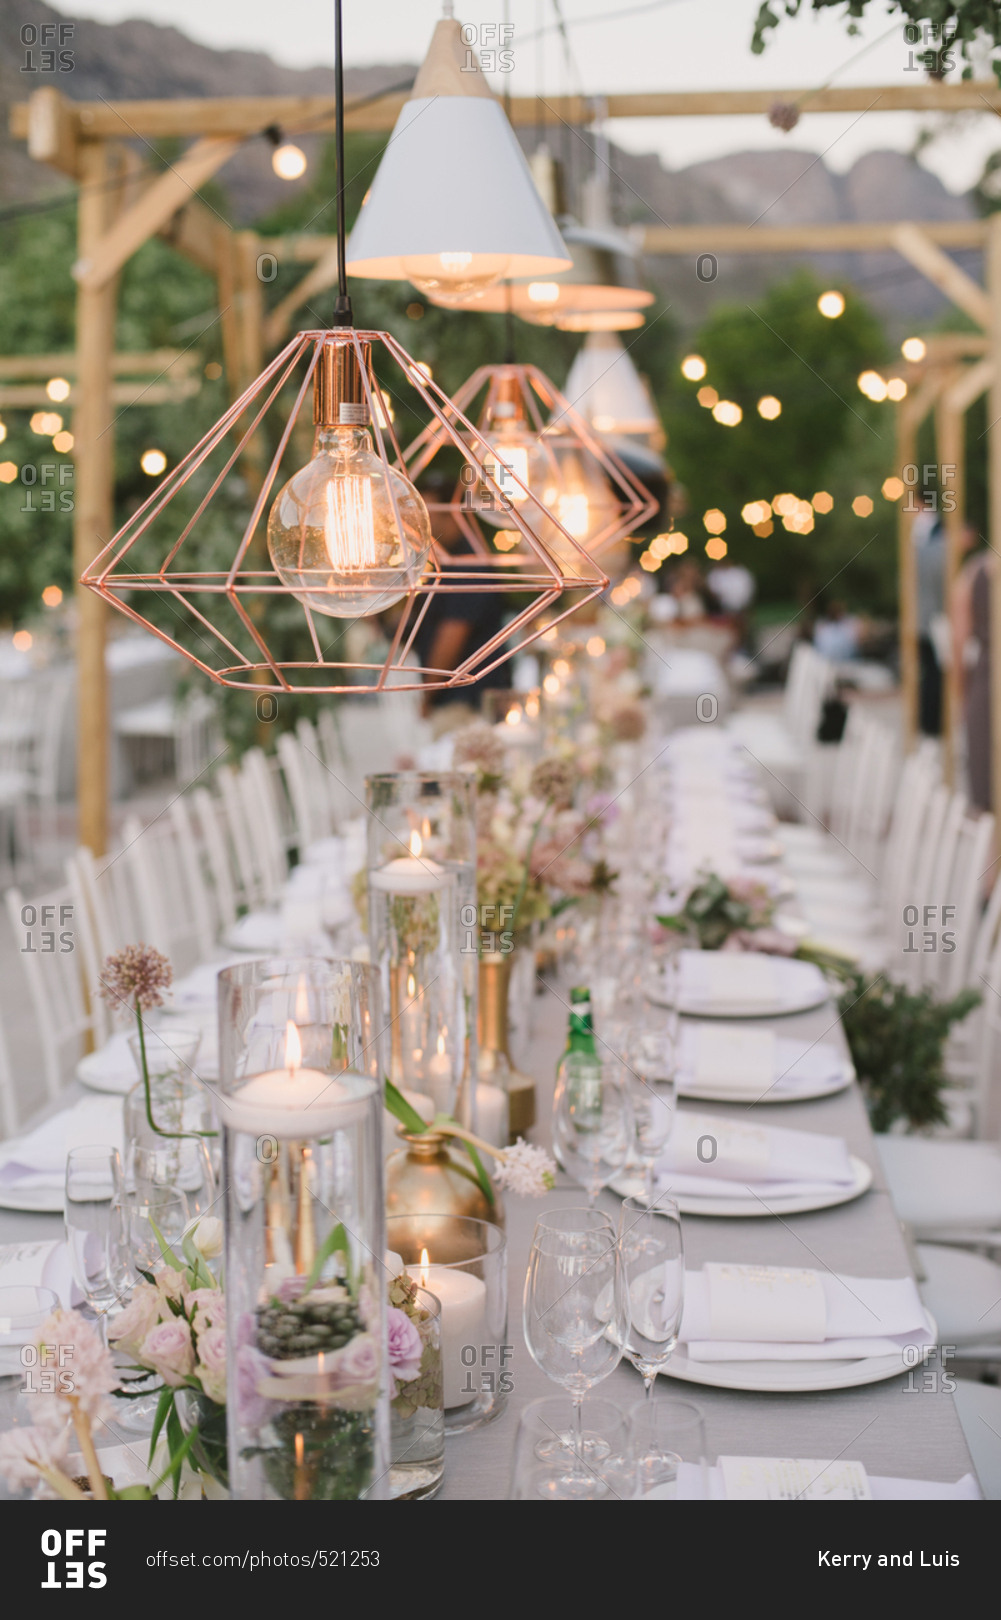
[666, 558, 711, 620]
[914, 490, 945, 735]
[706, 554, 755, 648]
[412, 471, 513, 731]
[812, 597, 861, 662]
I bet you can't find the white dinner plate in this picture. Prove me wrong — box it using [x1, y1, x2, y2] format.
[677, 1059, 855, 1106]
[0, 1183, 69, 1213]
[649, 955, 832, 1019]
[607, 1153, 873, 1217]
[657, 1311, 938, 1393]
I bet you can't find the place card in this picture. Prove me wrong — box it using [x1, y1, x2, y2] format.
[693, 1025, 776, 1088]
[671, 1112, 771, 1174]
[706, 1262, 827, 1343]
[719, 1456, 872, 1500]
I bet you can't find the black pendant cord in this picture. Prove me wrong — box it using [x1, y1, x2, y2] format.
[332, 0, 353, 327]
[502, 0, 516, 365]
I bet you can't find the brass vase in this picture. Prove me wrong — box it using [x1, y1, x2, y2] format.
[478, 950, 536, 1143]
[385, 1129, 505, 1229]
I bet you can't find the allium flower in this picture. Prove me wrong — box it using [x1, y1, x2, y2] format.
[99, 944, 172, 1013]
[493, 1139, 556, 1195]
[453, 722, 505, 783]
[530, 757, 576, 810]
[606, 700, 646, 742]
[0, 1425, 70, 1496]
[387, 1307, 424, 1385]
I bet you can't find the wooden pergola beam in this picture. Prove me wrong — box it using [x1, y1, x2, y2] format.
[73, 137, 238, 291]
[0, 350, 199, 378]
[641, 220, 988, 254]
[891, 224, 992, 329]
[263, 243, 344, 347]
[12, 81, 1001, 142]
[0, 380, 200, 408]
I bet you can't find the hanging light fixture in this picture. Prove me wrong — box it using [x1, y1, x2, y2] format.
[434, 148, 653, 330]
[80, 3, 606, 695]
[345, 10, 571, 307]
[563, 332, 665, 451]
[405, 362, 657, 570]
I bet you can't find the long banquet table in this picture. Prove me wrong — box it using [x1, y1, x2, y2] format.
[438, 984, 977, 1500]
[0, 966, 978, 1500]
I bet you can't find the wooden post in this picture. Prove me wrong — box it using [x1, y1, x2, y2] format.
[988, 214, 1001, 817]
[73, 141, 118, 856]
[936, 369, 964, 784]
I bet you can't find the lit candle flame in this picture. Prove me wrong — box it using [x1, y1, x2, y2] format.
[409, 828, 423, 858]
[505, 705, 522, 726]
[285, 1020, 302, 1075]
[407, 972, 417, 999]
[294, 1432, 304, 1466]
[419, 1247, 430, 1288]
[437, 1032, 446, 1057]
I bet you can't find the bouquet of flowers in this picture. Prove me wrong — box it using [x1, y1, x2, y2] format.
[656, 871, 780, 953]
[108, 1213, 228, 1490]
[387, 1270, 442, 1420]
[453, 726, 617, 943]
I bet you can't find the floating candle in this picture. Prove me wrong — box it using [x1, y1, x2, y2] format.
[222, 1020, 372, 1138]
[369, 829, 447, 894]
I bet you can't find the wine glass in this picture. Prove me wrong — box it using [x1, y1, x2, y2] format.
[509, 1395, 634, 1501]
[552, 1058, 633, 1204]
[110, 1188, 191, 1433]
[123, 1082, 216, 1220]
[523, 1208, 627, 1498]
[64, 1145, 123, 1326]
[617, 1196, 684, 1399]
[624, 1020, 678, 1202]
[627, 1396, 708, 1496]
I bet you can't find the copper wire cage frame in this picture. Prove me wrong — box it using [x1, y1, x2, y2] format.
[404, 360, 658, 560]
[80, 329, 610, 695]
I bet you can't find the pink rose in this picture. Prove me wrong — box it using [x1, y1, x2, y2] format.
[387, 1308, 423, 1385]
[235, 1341, 275, 1430]
[108, 1283, 163, 1360]
[155, 1266, 188, 1306]
[195, 1326, 227, 1405]
[329, 1332, 378, 1393]
[187, 1289, 226, 1332]
[141, 1318, 195, 1387]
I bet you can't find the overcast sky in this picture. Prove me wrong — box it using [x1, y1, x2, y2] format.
[59, 0, 1001, 192]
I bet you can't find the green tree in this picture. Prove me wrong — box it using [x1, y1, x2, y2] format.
[752, 1, 1001, 82]
[662, 271, 899, 610]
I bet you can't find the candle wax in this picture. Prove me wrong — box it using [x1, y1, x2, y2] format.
[410, 1262, 487, 1408]
[369, 856, 446, 895]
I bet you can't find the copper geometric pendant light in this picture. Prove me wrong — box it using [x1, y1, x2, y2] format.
[404, 361, 658, 567]
[80, 6, 607, 696]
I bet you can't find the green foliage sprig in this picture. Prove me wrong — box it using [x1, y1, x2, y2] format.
[837, 971, 980, 1132]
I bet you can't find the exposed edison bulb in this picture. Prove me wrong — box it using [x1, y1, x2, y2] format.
[401, 251, 511, 305]
[539, 443, 619, 565]
[466, 401, 550, 529]
[268, 423, 432, 618]
[272, 142, 307, 180]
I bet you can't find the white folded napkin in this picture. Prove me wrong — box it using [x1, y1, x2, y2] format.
[652, 1461, 981, 1502]
[224, 910, 284, 952]
[679, 1264, 931, 1361]
[677, 951, 779, 1011]
[0, 1096, 124, 1195]
[677, 1026, 846, 1100]
[171, 954, 255, 1010]
[654, 1113, 856, 1201]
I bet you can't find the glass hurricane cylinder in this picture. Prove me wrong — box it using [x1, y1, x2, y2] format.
[366, 772, 477, 1127]
[386, 1213, 507, 1434]
[218, 958, 389, 1502]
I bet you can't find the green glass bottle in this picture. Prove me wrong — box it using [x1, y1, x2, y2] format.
[555, 987, 603, 1131]
[565, 987, 598, 1059]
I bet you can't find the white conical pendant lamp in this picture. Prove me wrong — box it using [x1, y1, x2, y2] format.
[564, 332, 665, 449]
[346, 14, 570, 306]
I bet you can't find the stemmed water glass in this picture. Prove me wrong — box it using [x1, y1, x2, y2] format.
[64, 1145, 124, 1328]
[617, 1196, 684, 1399]
[522, 1208, 628, 1498]
[110, 1188, 190, 1433]
[552, 1058, 633, 1204]
[624, 1017, 678, 1202]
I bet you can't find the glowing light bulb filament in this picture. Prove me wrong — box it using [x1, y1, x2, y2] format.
[324, 476, 378, 573]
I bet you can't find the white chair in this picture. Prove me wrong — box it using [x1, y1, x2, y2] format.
[239, 749, 288, 902]
[952, 1381, 1001, 1499]
[913, 1244, 1001, 1362]
[191, 787, 240, 933]
[121, 812, 205, 975]
[4, 882, 96, 1106]
[168, 795, 218, 964]
[215, 765, 265, 910]
[0, 997, 18, 1139]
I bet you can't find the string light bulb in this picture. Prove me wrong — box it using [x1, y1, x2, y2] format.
[265, 125, 308, 181]
[267, 338, 432, 618]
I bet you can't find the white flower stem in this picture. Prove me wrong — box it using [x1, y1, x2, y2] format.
[434, 1123, 508, 1164]
[69, 1400, 108, 1501]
